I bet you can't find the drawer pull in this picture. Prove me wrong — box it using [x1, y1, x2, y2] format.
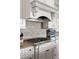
[54, 54, 56, 56]
[29, 49, 31, 51]
[46, 49, 49, 51]
[54, 47, 56, 48]
[29, 57, 32, 59]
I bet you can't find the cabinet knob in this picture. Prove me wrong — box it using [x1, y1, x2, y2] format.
[54, 47, 56, 48]
[54, 54, 56, 56]
[29, 57, 32, 59]
[46, 49, 49, 51]
[29, 49, 31, 51]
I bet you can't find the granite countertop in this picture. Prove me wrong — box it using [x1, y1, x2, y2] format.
[20, 40, 34, 49]
[20, 39, 52, 49]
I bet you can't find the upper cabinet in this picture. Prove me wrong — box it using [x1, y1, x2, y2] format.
[20, 0, 30, 19]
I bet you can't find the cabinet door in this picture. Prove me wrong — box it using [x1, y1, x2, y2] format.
[39, 44, 47, 59]
[20, 46, 34, 59]
[38, 42, 56, 59]
[39, 51, 46, 59]
[20, 0, 30, 18]
[39, 48, 53, 59]
[45, 49, 53, 59]
[53, 47, 59, 59]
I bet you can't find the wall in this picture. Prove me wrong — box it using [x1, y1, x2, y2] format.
[48, 11, 59, 32]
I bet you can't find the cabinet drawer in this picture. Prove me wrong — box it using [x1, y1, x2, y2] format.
[25, 47, 34, 53]
[39, 44, 48, 52]
[46, 42, 54, 49]
[20, 46, 34, 58]
[39, 42, 54, 52]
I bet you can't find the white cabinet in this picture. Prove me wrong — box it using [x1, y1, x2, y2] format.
[34, 42, 54, 59]
[39, 49, 53, 59]
[20, 42, 58, 59]
[45, 49, 53, 59]
[52, 47, 59, 59]
[39, 51, 46, 59]
[20, 46, 34, 59]
[20, 0, 30, 19]
[38, 42, 54, 59]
